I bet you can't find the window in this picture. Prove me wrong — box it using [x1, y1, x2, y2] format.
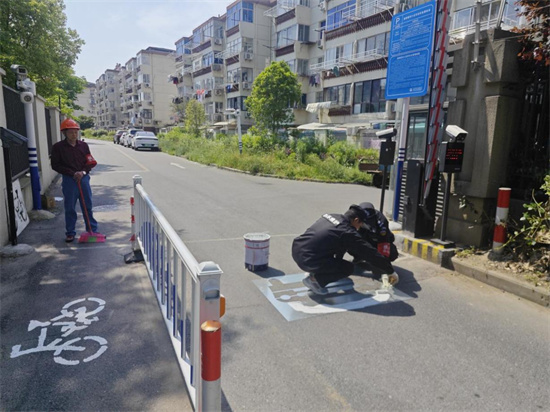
[297, 59, 309, 76]
[352, 78, 386, 114]
[327, 0, 356, 31]
[324, 84, 351, 106]
[227, 1, 254, 30]
[298, 25, 310, 43]
[277, 25, 297, 48]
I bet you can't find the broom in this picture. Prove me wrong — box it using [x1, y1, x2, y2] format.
[77, 179, 106, 243]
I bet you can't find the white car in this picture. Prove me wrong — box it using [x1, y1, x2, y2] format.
[122, 128, 142, 147]
[132, 131, 159, 151]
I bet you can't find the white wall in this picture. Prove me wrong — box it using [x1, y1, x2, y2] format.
[0, 68, 62, 246]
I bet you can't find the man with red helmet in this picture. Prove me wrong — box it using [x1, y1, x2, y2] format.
[51, 119, 99, 242]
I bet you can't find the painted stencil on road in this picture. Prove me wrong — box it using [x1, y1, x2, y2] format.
[11, 297, 108, 366]
[253, 273, 413, 321]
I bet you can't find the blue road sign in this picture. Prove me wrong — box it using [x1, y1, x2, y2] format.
[385, 1, 436, 99]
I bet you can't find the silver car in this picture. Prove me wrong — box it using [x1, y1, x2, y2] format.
[132, 131, 159, 151]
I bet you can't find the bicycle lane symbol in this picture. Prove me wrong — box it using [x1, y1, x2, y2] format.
[10, 297, 108, 366]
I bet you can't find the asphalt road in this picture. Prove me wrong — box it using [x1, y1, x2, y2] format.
[4, 139, 548, 412]
[102, 140, 549, 412]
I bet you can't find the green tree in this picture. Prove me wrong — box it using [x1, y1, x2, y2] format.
[76, 115, 95, 130]
[0, 0, 85, 112]
[185, 99, 206, 137]
[170, 99, 187, 124]
[246, 61, 302, 135]
[513, 0, 549, 66]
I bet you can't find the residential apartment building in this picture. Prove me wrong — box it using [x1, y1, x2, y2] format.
[95, 47, 176, 130]
[72, 82, 97, 119]
[173, 0, 274, 132]
[170, 0, 520, 141]
[95, 69, 120, 129]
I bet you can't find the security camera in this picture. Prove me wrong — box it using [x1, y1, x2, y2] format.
[445, 125, 468, 142]
[20, 92, 34, 104]
[10, 64, 28, 76]
[375, 128, 397, 139]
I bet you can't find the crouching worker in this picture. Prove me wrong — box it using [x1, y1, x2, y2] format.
[357, 202, 399, 263]
[292, 204, 398, 295]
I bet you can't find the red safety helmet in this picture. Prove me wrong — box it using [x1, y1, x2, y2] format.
[60, 118, 80, 131]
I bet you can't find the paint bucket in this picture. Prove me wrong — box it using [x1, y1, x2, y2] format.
[244, 233, 270, 271]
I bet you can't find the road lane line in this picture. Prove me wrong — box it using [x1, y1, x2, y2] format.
[170, 163, 186, 169]
[115, 147, 149, 171]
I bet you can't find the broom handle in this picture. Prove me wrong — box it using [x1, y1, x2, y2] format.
[77, 179, 93, 233]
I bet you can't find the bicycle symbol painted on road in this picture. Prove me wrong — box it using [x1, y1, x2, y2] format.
[11, 297, 108, 366]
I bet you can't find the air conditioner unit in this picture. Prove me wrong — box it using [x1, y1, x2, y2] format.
[317, 39, 323, 49]
[319, 0, 326, 11]
[144, 119, 151, 124]
[215, 88, 223, 96]
[148, 101, 153, 105]
[212, 64, 222, 71]
[214, 38, 222, 45]
[242, 82, 251, 90]
[145, 83, 150, 88]
[244, 53, 253, 61]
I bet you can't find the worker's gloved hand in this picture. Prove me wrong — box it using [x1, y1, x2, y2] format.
[388, 272, 399, 285]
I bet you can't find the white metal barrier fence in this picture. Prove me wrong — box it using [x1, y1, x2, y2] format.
[131, 175, 223, 411]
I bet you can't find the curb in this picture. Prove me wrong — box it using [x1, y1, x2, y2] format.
[394, 231, 550, 308]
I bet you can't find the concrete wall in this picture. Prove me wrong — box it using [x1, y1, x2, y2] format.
[0, 68, 62, 246]
[443, 29, 523, 247]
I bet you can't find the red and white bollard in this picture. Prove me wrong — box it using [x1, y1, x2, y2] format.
[492, 188, 511, 253]
[201, 320, 221, 411]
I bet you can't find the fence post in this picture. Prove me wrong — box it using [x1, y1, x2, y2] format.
[492, 187, 511, 254]
[124, 175, 144, 264]
[201, 320, 222, 412]
[197, 261, 223, 412]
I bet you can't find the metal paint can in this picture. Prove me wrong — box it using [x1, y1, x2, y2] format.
[244, 233, 270, 271]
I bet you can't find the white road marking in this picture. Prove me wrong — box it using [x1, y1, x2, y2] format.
[170, 163, 186, 169]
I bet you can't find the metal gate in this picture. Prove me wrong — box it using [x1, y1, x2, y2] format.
[3, 85, 30, 179]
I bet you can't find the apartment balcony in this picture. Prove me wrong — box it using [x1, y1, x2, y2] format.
[449, 17, 518, 43]
[264, 0, 310, 18]
[309, 48, 386, 73]
[216, 47, 253, 61]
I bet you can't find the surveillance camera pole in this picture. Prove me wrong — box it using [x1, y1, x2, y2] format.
[14, 70, 41, 210]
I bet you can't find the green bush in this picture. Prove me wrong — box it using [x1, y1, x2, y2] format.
[157, 129, 375, 185]
[505, 175, 550, 276]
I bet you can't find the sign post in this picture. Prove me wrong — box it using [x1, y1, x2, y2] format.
[385, 1, 436, 223]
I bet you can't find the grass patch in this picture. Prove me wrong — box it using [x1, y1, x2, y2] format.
[158, 128, 377, 185]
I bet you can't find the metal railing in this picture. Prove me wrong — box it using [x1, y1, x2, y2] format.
[309, 48, 386, 73]
[131, 175, 223, 411]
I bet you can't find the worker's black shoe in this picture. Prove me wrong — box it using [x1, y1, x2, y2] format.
[303, 274, 329, 295]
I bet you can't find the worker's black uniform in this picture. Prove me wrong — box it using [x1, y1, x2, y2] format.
[358, 208, 399, 262]
[292, 213, 394, 288]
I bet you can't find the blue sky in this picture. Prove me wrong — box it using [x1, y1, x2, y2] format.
[65, 0, 230, 82]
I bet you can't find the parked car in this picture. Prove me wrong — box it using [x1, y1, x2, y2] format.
[114, 129, 125, 144]
[132, 131, 159, 151]
[124, 128, 142, 148]
[119, 132, 130, 146]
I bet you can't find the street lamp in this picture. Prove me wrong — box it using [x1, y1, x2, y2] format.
[224, 108, 242, 154]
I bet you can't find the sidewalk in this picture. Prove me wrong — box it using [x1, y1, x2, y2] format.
[391, 225, 550, 308]
[0, 176, 194, 411]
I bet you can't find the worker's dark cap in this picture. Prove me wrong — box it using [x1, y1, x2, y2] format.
[358, 202, 377, 220]
[349, 204, 370, 222]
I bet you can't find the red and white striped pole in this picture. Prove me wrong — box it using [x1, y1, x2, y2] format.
[492, 187, 511, 253]
[129, 196, 136, 250]
[201, 320, 221, 412]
